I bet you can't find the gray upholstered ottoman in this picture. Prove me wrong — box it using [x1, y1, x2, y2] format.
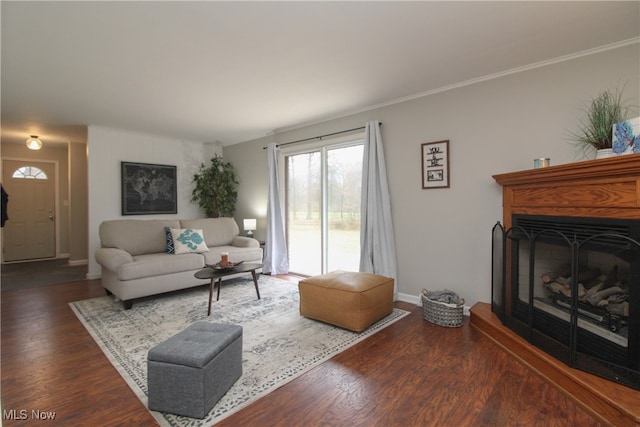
[147, 321, 243, 419]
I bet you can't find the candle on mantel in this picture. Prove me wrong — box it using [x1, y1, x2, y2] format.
[534, 158, 550, 168]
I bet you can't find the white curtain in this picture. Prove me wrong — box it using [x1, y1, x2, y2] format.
[263, 143, 289, 274]
[359, 120, 398, 291]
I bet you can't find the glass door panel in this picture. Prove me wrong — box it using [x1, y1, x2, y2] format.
[327, 145, 363, 272]
[286, 152, 321, 276]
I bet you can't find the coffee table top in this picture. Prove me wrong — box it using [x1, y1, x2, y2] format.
[194, 263, 262, 280]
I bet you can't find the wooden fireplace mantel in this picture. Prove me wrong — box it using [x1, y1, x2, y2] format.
[470, 154, 640, 426]
[493, 154, 640, 226]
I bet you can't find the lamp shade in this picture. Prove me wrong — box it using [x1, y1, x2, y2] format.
[243, 218, 257, 231]
[26, 135, 42, 150]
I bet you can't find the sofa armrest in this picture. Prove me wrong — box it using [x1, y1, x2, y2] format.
[95, 247, 134, 272]
[232, 236, 260, 248]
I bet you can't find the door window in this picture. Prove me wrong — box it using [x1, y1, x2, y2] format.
[12, 166, 48, 179]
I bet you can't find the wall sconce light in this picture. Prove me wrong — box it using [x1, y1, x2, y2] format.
[26, 135, 43, 150]
[243, 218, 257, 238]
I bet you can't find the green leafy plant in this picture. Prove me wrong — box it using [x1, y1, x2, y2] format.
[569, 86, 632, 151]
[191, 155, 239, 217]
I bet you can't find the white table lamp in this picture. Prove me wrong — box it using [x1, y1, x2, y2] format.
[243, 218, 256, 238]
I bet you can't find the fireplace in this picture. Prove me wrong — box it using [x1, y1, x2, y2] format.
[470, 155, 640, 424]
[492, 214, 640, 389]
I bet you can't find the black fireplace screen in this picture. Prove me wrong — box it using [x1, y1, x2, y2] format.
[492, 215, 640, 390]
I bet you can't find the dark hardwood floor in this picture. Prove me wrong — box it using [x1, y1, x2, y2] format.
[1, 278, 602, 426]
[1, 258, 88, 291]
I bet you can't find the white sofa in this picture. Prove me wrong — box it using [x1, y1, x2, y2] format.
[95, 218, 263, 309]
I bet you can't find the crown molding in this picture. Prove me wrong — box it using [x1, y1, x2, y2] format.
[273, 37, 640, 136]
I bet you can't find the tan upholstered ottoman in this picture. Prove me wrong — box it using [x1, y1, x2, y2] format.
[298, 271, 394, 332]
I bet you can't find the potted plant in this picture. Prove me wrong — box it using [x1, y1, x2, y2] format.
[191, 155, 239, 217]
[569, 86, 632, 158]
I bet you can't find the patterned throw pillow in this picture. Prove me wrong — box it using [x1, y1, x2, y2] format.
[169, 228, 209, 254]
[165, 227, 175, 254]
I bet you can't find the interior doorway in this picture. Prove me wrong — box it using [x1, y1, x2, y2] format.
[2, 159, 57, 262]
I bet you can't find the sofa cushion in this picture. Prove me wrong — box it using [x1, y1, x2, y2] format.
[118, 253, 205, 281]
[100, 219, 181, 256]
[170, 228, 209, 254]
[180, 218, 239, 247]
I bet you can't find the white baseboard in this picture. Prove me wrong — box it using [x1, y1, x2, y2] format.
[68, 259, 88, 266]
[86, 273, 101, 280]
[396, 291, 420, 305]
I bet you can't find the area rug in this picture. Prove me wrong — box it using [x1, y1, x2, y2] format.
[70, 275, 409, 426]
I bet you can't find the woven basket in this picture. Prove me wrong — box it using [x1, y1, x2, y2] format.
[421, 293, 464, 328]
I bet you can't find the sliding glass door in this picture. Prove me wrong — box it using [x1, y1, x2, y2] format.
[285, 142, 363, 276]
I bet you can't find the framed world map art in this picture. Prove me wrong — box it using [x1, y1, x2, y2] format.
[421, 140, 449, 189]
[121, 162, 177, 215]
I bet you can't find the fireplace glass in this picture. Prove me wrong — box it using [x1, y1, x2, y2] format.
[493, 215, 640, 390]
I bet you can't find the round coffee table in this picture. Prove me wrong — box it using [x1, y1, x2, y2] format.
[194, 263, 262, 315]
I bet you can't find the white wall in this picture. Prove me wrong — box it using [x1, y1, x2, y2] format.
[224, 43, 640, 308]
[87, 126, 220, 278]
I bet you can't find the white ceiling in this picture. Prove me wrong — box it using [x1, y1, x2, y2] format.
[2, 1, 639, 147]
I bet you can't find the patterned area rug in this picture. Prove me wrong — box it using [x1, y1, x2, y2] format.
[70, 275, 409, 426]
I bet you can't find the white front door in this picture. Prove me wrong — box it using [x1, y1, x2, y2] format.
[2, 160, 56, 261]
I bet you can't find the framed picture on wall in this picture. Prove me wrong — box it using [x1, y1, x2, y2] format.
[421, 140, 449, 189]
[121, 162, 177, 215]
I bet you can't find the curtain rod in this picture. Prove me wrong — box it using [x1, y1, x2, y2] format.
[262, 122, 381, 150]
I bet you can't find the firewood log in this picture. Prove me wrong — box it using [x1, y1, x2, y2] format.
[545, 281, 565, 295]
[585, 278, 606, 297]
[545, 281, 585, 299]
[541, 265, 571, 283]
[542, 268, 601, 287]
[608, 292, 628, 303]
[558, 283, 585, 299]
[585, 286, 624, 306]
[578, 268, 602, 288]
[608, 302, 629, 317]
